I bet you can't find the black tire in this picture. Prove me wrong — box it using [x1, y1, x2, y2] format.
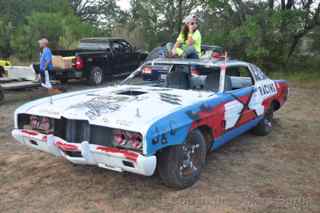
[0, 86, 4, 104]
[157, 129, 207, 189]
[252, 108, 274, 136]
[60, 78, 69, 84]
[88, 66, 104, 86]
[0, 66, 4, 77]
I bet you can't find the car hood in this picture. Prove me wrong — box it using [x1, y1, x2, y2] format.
[19, 85, 213, 133]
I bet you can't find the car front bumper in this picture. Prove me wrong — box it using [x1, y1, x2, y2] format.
[12, 129, 157, 176]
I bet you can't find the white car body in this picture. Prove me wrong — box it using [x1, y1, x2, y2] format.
[12, 59, 288, 177]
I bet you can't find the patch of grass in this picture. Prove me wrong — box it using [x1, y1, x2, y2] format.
[269, 70, 320, 89]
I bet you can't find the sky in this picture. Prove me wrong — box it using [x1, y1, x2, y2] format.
[116, 0, 131, 11]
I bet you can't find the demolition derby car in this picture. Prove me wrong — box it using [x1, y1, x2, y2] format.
[12, 58, 288, 188]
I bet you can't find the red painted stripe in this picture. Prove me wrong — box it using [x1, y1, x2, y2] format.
[262, 96, 275, 110]
[237, 110, 257, 126]
[55, 141, 79, 152]
[21, 129, 39, 136]
[238, 95, 251, 104]
[191, 102, 226, 139]
[96, 146, 139, 162]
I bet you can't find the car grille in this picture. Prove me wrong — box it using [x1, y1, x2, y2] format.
[65, 120, 90, 143]
[64, 119, 113, 146]
[18, 114, 114, 147]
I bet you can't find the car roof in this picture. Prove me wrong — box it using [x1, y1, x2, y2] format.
[80, 37, 126, 42]
[146, 58, 251, 68]
[201, 45, 224, 52]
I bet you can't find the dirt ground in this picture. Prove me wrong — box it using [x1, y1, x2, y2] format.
[0, 81, 319, 213]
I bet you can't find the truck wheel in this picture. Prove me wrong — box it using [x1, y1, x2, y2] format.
[89, 66, 104, 85]
[157, 129, 207, 189]
[60, 78, 69, 84]
[0, 66, 4, 77]
[0, 86, 4, 104]
[252, 108, 273, 136]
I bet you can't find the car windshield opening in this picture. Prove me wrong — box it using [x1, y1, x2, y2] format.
[122, 63, 222, 92]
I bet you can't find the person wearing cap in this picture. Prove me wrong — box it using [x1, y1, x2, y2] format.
[38, 38, 53, 88]
[172, 15, 202, 59]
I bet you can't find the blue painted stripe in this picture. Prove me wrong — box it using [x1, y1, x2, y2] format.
[211, 116, 263, 150]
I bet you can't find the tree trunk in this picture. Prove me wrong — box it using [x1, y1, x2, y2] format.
[177, 0, 183, 33]
[268, 0, 274, 10]
[281, 0, 286, 10]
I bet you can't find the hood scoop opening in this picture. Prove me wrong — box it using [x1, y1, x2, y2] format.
[117, 90, 147, 96]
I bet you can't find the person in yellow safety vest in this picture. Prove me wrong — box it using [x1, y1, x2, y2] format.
[172, 14, 202, 59]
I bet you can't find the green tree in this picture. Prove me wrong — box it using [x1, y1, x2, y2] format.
[58, 15, 100, 49]
[122, 0, 207, 50]
[11, 12, 98, 60]
[205, 0, 320, 69]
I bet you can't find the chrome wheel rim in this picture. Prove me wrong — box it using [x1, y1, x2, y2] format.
[179, 142, 201, 177]
[94, 71, 102, 84]
[264, 112, 273, 128]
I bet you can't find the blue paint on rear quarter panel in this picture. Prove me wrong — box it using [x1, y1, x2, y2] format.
[212, 116, 262, 150]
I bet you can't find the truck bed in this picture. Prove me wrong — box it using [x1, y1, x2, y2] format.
[53, 49, 106, 57]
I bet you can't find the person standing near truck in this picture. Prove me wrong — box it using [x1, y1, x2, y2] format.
[38, 38, 53, 88]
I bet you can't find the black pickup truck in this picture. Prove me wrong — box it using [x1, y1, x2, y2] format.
[49, 38, 147, 85]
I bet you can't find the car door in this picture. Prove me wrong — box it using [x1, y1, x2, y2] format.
[120, 40, 136, 70]
[223, 65, 263, 130]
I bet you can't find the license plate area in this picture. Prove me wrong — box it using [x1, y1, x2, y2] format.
[160, 74, 167, 80]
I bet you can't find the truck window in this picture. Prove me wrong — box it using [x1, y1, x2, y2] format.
[113, 41, 131, 53]
[121, 41, 132, 49]
[79, 41, 110, 50]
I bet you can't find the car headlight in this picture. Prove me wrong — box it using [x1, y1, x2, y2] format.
[113, 129, 143, 151]
[17, 114, 54, 134]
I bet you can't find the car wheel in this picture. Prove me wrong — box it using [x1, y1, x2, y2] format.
[157, 129, 207, 189]
[252, 108, 273, 136]
[89, 66, 104, 85]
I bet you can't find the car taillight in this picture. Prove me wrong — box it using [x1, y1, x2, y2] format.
[30, 116, 52, 131]
[191, 68, 199, 76]
[114, 132, 126, 146]
[128, 134, 142, 149]
[113, 129, 143, 151]
[212, 52, 222, 59]
[142, 66, 152, 74]
[74, 56, 85, 70]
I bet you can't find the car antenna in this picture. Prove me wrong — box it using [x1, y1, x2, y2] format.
[136, 107, 141, 117]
